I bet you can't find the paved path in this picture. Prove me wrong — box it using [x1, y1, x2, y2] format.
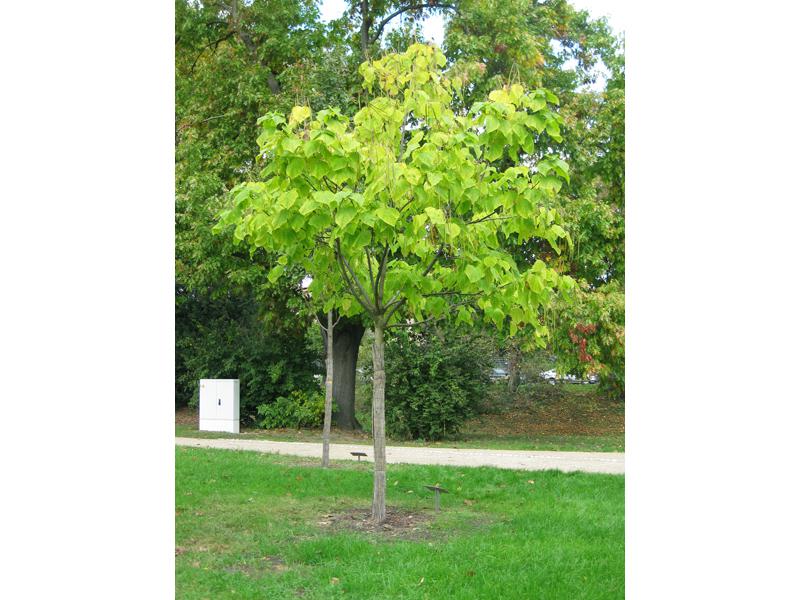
[175, 437, 624, 474]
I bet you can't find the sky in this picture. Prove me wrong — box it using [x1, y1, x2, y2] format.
[318, 0, 626, 44]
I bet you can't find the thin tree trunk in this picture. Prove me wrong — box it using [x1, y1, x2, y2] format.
[322, 310, 334, 468]
[371, 320, 387, 523]
[508, 342, 520, 394]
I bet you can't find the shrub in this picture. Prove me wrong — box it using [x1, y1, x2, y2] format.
[367, 325, 494, 440]
[256, 389, 329, 429]
[175, 287, 321, 421]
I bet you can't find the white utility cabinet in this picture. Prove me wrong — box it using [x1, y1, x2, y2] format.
[199, 379, 240, 433]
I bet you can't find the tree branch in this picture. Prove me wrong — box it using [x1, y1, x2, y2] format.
[375, 244, 392, 309]
[335, 239, 376, 312]
[228, 0, 281, 93]
[370, 3, 456, 45]
[384, 297, 407, 322]
[465, 207, 502, 225]
[385, 298, 476, 330]
[189, 31, 234, 74]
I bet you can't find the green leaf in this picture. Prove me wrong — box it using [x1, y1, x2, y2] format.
[424, 207, 445, 225]
[444, 222, 461, 239]
[309, 212, 331, 229]
[289, 105, 311, 126]
[267, 264, 285, 283]
[375, 206, 400, 226]
[299, 198, 318, 215]
[465, 264, 482, 283]
[335, 204, 357, 228]
[286, 158, 304, 178]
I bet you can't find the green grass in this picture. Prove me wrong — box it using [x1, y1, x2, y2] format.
[175, 423, 623, 452]
[176, 447, 624, 599]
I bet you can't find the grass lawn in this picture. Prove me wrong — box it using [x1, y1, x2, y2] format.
[176, 382, 624, 453]
[176, 447, 624, 599]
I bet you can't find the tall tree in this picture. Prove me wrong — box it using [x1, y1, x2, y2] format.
[176, 0, 358, 416]
[344, 1, 458, 58]
[444, 0, 625, 394]
[218, 44, 574, 521]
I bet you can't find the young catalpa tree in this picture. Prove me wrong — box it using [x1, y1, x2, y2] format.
[216, 43, 574, 522]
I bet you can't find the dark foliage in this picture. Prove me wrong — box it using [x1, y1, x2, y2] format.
[175, 286, 321, 421]
[368, 324, 494, 440]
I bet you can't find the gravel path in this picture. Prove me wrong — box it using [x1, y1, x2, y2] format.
[175, 437, 624, 474]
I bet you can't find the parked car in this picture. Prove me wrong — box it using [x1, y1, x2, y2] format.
[539, 369, 598, 385]
[489, 361, 509, 380]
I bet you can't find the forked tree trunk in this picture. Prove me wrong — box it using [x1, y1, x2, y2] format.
[371, 321, 387, 522]
[322, 310, 334, 468]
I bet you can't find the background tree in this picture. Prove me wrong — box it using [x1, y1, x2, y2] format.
[177, 0, 453, 426]
[176, 0, 347, 416]
[218, 44, 574, 521]
[444, 0, 625, 395]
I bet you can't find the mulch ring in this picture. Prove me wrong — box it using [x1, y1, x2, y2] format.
[317, 508, 434, 540]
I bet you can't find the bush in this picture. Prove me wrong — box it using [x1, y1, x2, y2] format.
[176, 287, 322, 421]
[256, 389, 329, 429]
[368, 325, 494, 440]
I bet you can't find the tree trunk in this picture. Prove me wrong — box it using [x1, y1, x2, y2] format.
[322, 310, 334, 468]
[508, 343, 520, 394]
[321, 316, 365, 430]
[370, 321, 387, 523]
[360, 0, 371, 59]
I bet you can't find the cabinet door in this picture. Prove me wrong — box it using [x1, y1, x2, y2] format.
[214, 380, 227, 419]
[199, 379, 214, 419]
[213, 380, 226, 419]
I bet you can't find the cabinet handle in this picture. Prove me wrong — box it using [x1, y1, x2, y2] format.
[218, 399, 221, 406]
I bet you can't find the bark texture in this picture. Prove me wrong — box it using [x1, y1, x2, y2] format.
[370, 322, 387, 523]
[321, 316, 365, 430]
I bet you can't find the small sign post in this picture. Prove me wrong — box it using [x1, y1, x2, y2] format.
[424, 485, 449, 512]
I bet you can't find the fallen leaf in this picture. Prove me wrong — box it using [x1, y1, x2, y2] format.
[330, 577, 340, 585]
[466, 570, 475, 577]
[463, 499, 475, 506]
[527, 480, 535, 485]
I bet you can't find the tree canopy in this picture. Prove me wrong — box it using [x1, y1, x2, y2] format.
[217, 43, 575, 339]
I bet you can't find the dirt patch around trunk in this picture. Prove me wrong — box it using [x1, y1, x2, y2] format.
[317, 508, 435, 540]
